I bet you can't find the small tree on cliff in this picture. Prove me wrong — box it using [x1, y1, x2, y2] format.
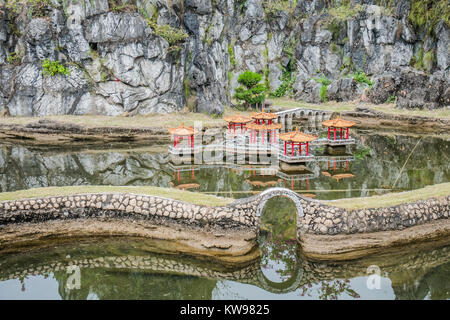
[233, 71, 266, 109]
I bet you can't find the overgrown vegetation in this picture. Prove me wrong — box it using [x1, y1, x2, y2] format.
[386, 95, 397, 104]
[410, 47, 435, 72]
[108, 0, 138, 13]
[354, 147, 371, 161]
[145, 19, 189, 48]
[138, 5, 188, 52]
[327, 1, 362, 20]
[41, 59, 71, 77]
[228, 40, 237, 69]
[262, 0, 295, 18]
[233, 71, 266, 109]
[5, 0, 53, 18]
[409, 0, 450, 35]
[313, 75, 331, 103]
[6, 50, 23, 65]
[270, 40, 296, 98]
[349, 70, 373, 87]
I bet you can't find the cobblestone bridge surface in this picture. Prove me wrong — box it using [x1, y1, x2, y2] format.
[0, 188, 448, 236]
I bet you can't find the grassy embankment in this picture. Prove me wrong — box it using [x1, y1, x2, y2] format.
[0, 108, 250, 129]
[1, 183, 448, 210]
[271, 98, 450, 119]
[0, 99, 448, 131]
[329, 182, 450, 210]
[0, 186, 234, 207]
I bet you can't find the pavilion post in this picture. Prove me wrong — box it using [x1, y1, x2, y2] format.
[284, 141, 287, 155]
[191, 135, 194, 148]
[328, 127, 330, 139]
[346, 127, 349, 139]
[306, 142, 309, 156]
[334, 127, 336, 140]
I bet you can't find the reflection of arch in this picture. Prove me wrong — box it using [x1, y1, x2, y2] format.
[255, 260, 304, 294]
[253, 188, 306, 293]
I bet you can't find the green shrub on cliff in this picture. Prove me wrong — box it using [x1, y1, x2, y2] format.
[409, 0, 450, 35]
[313, 76, 331, 103]
[233, 71, 266, 109]
[349, 71, 373, 87]
[6, 50, 23, 65]
[146, 19, 189, 45]
[41, 59, 71, 77]
[262, 0, 294, 18]
[5, 0, 52, 17]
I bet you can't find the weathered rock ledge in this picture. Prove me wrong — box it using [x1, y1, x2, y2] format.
[0, 187, 448, 260]
[342, 106, 450, 132]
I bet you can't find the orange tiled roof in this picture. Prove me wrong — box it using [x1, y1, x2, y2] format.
[223, 115, 253, 124]
[279, 130, 318, 143]
[322, 116, 356, 128]
[250, 109, 278, 120]
[168, 123, 197, 136]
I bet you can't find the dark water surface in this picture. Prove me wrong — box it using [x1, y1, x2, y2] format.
[0, 128, 449, 300]
[0, 128, 448, 200]
[0, 197, 448, 300]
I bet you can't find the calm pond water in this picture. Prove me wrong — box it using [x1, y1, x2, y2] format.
[0, 127, 449, 300]
[0, 197, 448, 300]
[0, 128, 448, 200]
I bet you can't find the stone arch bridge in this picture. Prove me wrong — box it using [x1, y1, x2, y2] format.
[275, 108, 334, 129]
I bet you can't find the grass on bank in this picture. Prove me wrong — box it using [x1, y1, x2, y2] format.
[1, 183, 448, 211]
[271, 98, 450, 119]
[0, 108, 253, 129]
[0, 186, 234, 207]
[0, 99, 448, 130]
[329, 183, 450, 210]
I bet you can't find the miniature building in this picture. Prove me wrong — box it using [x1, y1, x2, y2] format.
[250, 109, 278, 125]
[223, 115, 253, 135]
[247, 122, 282, 144]
[321, 117, 356, 141]
[168, 123, 198, 148]
[279, 129, 318, 157]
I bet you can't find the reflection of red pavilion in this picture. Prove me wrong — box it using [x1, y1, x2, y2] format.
[322, 117, 355, 141]
[283, 176, 311, 192]
[168, 123, 198, 148]
[170, 166, 199, 190]
[322, 158, 354, 182]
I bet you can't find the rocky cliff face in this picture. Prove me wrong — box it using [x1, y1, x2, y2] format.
[0, 0, 448, 116]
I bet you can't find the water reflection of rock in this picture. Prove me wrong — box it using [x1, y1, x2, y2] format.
[0, 129, 448, 199]
[0, 238, 448, 300]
